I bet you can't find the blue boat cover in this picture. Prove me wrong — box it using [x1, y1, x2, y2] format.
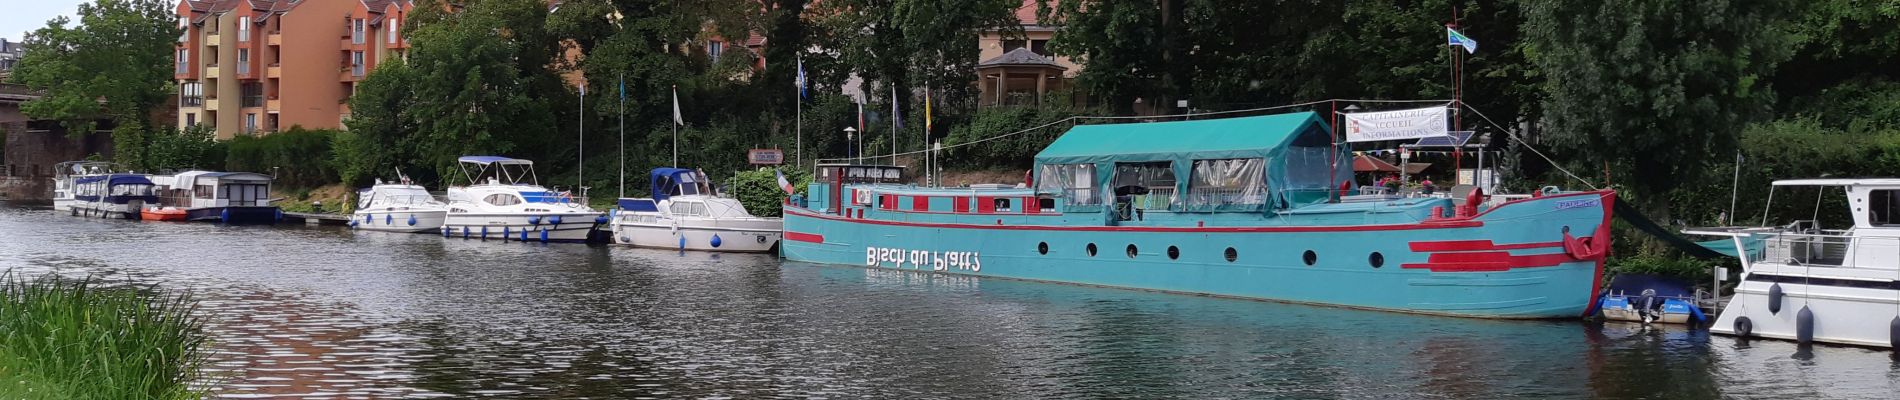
[618, 198, 659, 212]
[1605, 273, 1694, 299]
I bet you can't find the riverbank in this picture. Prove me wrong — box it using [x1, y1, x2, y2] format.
[0, 272, 210, 399]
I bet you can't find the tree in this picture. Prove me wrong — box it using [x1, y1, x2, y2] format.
[10, 0, 180, 171]
[404, 0, 573, 181]
[340, 59, 421, 186]
[1523, 0, 1793, 233]
[816, 0, 1019, 147]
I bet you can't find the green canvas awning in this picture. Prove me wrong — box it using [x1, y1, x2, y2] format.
[1034, 112, 1333, 165]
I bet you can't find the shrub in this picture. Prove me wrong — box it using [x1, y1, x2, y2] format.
[726, 168, 809, 217]
[224, 126, 340, 189]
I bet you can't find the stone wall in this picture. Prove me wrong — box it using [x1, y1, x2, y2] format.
[1, 120, 114, 200]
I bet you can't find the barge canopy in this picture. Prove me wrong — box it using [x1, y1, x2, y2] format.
[1033, 111, 1346, 210]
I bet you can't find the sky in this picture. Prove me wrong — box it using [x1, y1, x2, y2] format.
[2, 0, 86, 42]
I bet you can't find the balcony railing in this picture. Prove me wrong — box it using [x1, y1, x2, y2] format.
[237, 62, 250, 75]
[242, 95, 263, 108]
[352, 63, 365, 77]
[180, 96, 203, 107]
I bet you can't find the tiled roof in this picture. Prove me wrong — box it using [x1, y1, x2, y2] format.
[745, 32, 766, 47]
[978, 47, 1064, 69]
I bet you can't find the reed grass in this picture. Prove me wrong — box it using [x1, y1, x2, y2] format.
[0, 272, 209, 399]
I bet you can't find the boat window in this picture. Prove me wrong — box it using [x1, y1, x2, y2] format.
[671, 201, 708, 217]
[1869, 190, 1900, 226]
[484, 193, 522, 206]
[1037, 163, 1100, 207]
[110, 184, 153, 197]
[194, 184, 215, 199]
[1186, 158, 1267, 211]
[1113, 162, 1176, 211]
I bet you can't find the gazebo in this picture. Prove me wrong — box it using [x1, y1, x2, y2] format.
[977, 48, 1067, 107]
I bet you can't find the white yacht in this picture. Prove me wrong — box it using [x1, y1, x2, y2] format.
[352, 174, 448, 233]
[70, 173, 157, 219]
[442, 156, 604, 243]
[51, 161, 115, 212]
[1687, 179, 1900, 349]
[150, 171, 280, 223]
[609, 168, 781, 252]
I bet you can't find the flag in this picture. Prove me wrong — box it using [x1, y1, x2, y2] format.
[579, 81, 586, 96]
[1446, 27, 1477, 54]
[890, 86, 902, 130]
[924, 86, 933, 132]
[795, 57, 808, 100]
[775, 168, 796, 195]
[618, 75, 625, 102]
[671, 86, 683, 126]
[856, 98, 865, 133]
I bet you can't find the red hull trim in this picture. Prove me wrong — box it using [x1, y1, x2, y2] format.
[785, 231, 825, 243]
[784, 207, 1481, 233]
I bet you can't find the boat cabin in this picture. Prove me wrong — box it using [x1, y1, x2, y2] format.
[158, 171, 275, 209]
[798, 112, 1399, 226]
[1731, 179, 1900, 270]
[74, 174, 157, 205]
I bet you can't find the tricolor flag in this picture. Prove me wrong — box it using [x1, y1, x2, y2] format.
[775, 168, 796, 195]
[1446, 27, 1477, 54]
[856, 98, 865, 133]
[671, 86, 683, 126]
[924, 86, 933, 132]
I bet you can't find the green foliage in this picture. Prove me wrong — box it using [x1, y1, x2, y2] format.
[1524, 0, 1793, 210]
[727, 168, 810, 218]
[403, 0, 571, 181]
[223, 127, 339, 189]
[11, 0, 180, 171]
[1608, 255, 1719, 283]
[0, 272, 209, 399]
[942, 106, 1085, 169]
[145, 124, 224, 173]
[340, 58, 422, 187]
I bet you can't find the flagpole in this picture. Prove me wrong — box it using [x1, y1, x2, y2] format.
[890, 85, 898, 166]
[618, 73, 626, 199]
[795, 57, 804, 170]
[578, 81, 584, 194]
[673, 85, 680, 168]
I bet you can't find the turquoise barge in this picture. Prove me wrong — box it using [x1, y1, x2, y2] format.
[781, 111, 1615, 318]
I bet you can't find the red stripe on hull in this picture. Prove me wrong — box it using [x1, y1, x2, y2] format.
[1409, 240, 1564, 252]
[784, 207, 1481, 233]
[785, 231, 825, 243]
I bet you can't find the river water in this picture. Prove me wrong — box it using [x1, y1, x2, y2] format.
[3, 204, 1897, 399]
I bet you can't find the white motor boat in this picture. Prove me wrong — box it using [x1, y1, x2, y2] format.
[351, 176, 448, 233]
[1688, 179, 1900, 349]
[151, 171, 281, 223]
[51, 161, 115, 212]
[610, 168, 782, 252]
[442, 156, 604, 243]
[70, 173, 157, 219]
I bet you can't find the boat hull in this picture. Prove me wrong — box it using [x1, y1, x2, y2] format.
[352, 210, 449, 233]
[72, 200, 148, 220]
[185, 206, 281, 224]
[52, 199, 75, 212]
[1710, 274, 1898, 348]
[141, 208, 188, 222]
[442, 212, 602, 243]
[611, 222, 781, 252]
[783, 191, 1615, 319]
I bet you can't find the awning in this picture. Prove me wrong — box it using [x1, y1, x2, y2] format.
[1353, 155, 1401, 173]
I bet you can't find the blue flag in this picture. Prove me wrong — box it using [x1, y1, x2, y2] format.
[618, 75, 626, 102]
[795, 57, 808, 99]
[1447, 27, 1477, 54]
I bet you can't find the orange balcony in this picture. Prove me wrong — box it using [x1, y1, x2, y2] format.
[266, 64, 281, 78]
[266, 98, 281, 112]
[205, 65, 221, 77]
[204, 97, 220, 111]
[267, 32, 282, 46]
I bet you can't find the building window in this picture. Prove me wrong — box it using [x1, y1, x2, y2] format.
[179, 82, 203, 107]
[244, 113, 258, 134]
[176, 48, 189, 73]
[178, 21, 188, 43]
[1031, 40, 1049, 56]
[238, 17, 250, 42]
[185, 113, 196, 127]
[237, 49, 250, 75]
[351, 51, 365, 76]
[241, 82, 263, 108]
[388, 19, 398, 44]
[707, 41, 723, 62]
[352, 19, 365, 44]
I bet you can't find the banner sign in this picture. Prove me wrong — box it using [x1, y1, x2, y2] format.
[1343, 106, 1449, 143]
[748, 149, 785, 165]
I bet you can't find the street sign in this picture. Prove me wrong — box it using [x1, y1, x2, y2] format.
[748, 149, 785, 165]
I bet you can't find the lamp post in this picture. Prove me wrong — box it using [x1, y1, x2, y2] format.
[844, 127, 858, 164]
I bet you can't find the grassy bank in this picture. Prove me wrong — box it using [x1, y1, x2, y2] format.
[0, 272, 210, 399]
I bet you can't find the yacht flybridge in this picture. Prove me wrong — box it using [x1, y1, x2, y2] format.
[1687, 179, 1900, 348]
[610, 168, 783, 252]
[442, 156, 604, 243]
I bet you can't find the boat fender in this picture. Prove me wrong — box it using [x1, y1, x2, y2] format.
[1768, 283, 1784, 315]
[529, 216, 541, 225]
[711, 234, 723, 248]
[275, 209, 284, 222]
[442, 227, 451, 237]
[503, 226, 511, 240]
[594, 216, 608, 225]
[552, 216, 565, 225]
[481, 226, 489, 238]
[387, 214, 394, 225]
[365, 214, 373, 224]
[1734, 316, 1753, 338]
[220, 209, 231, 223]
[679, 236, 687, 250]
[521, 229, 530, 242]
[540, 229, 549, 243]
[349, 220, 358, 228]
[408, 215, 417, 226]
[1796, 305, 1815, 344]
[1890, 316, 1899, 350]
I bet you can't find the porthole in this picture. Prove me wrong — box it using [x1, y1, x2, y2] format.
[1225, 248, 1238, 262]
[1302, 250, 1317, 266]
[1086, 243, 1098, 257]
[1126, 244, 1139, 258]
[1369, 252, 1384, 268]
[1167, 246, 1180, 260]
[1038, 242, 1049, 255]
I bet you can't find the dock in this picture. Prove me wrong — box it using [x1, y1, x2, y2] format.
[282, 212, 351, 226]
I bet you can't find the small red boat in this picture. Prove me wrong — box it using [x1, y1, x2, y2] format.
[141, 207, 187, 222]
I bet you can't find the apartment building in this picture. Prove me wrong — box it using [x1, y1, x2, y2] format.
[0, 37, 24, 76]
[176, 0, 413, 139]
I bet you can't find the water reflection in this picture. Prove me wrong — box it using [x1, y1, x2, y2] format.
[2, 203, 1897, 398]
